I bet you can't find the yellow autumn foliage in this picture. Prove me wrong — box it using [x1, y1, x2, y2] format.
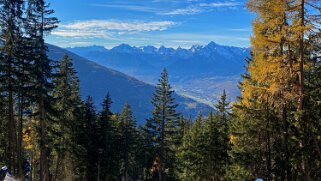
[239, 0, 312, 110]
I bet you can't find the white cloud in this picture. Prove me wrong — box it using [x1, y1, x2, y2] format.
[92, 4, 159, 13]
[161, 6, 202, 15]
[161, 1, 241, 15]
[53, 20, 176, 38]
[60, 20, 175, 32]
[92, 1, 242, 16]
[52, 30, 110, 38]
[199, 2, 240, 8]
[228, 28, 252, 32]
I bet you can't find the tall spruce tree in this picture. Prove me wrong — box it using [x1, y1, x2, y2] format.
[71, 99, 88, 180]
[51, 54, 82, 180]
[0, 0, 24, 174]
[97, 94, 120, 180]
[145, 69, 180, 181]
[24, 0, 58, 180]
[215, 90, 231, 171]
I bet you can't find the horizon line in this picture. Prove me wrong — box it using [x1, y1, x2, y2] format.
[61, 41, 251, 50]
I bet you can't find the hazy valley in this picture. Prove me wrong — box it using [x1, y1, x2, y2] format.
[67, 42, 250, 105]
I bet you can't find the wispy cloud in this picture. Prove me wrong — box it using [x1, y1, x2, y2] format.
[53, 20, 176, 38]
[52, 30, 110, 38]
[92, 4, 159, 13]
[199, 2, 240, 8]
[161, 6, 202, 15]
[92, 1, 242, 16]
[161, 1, 241, 15]
[60, 20, 176, 31]
[228, 28, 252, 32]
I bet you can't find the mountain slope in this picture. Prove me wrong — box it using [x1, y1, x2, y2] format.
[67, 42, 250, 104]
[48, 44, 213, 123]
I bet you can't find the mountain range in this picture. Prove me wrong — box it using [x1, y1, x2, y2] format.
[67, 42, 251, 105]
[47, 44, 213, 124]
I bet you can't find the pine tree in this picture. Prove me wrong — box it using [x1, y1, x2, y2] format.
[176, 113, 204, 180]
[177, 112, 230, 181]
[97, 94, 119, 180]
[0, 95, 6, 167]
[82, 96, 99, 180]
[177, 115, 188, 145]
[303, 32, 321, 178]
[215, 90, 231, 168]
[145, 69, 180, 181]
[24, 0, 58, 180]
[71, 100, 88, 180]
[202, 112, 227, 180]
[135, 126, 155, 180]
[118, 102, 137, 181]
[0, 0, 25, 174]
[51, 54, 82, 180]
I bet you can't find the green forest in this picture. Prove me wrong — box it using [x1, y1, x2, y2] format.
[0, 0, 321, 181]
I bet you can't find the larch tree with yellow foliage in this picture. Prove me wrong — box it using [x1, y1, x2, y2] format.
[230, 0, 321, 180]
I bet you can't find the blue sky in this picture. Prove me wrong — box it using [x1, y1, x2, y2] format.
[46, 0, 254, 48]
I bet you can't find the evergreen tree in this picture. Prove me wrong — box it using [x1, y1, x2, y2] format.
[0, 95, 6, 167]
[118, 103, 137, 181]
[202, 112, 227, 180]
[145, 69, 180, 181]
[24, 0, 58, 180]
[51, 54, 82, 180]
[135, 126, 155, 180]
[177, 112, 229, 181]
[97, 94, 120, 180]
[71, 100, 88, 180]
[304, 41, 321, 178]
[177, 115, 188, 145]
[82, 96, 99, 180]
[176, 113, 205, 180]
[215, 90, 230, 165]
[0, 0, 25, 174]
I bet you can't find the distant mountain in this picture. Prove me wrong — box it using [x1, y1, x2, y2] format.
[47, 44, 213, 124]
[67, 42, 251, 104]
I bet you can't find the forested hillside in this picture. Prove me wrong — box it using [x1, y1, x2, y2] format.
[47, 44, 213, 123]
[0, 0, 320, 181]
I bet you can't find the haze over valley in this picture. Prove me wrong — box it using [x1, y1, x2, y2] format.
[67, 41, 250, 105]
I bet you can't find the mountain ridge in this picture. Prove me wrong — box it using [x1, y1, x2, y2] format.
[48, 44, 213, 124]
[66, 41, 251, 105]
[67, 41, 250, 58]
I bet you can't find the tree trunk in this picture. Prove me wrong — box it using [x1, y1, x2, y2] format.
[53, 153, 62, 181]
[298, 1, 311, 180]
[40, 98, 49, 181]
[8, 81, 15, 172]
[17, 100, 23, 181]
[265, 102, 272, 181]
[283, 106, 292, 181]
